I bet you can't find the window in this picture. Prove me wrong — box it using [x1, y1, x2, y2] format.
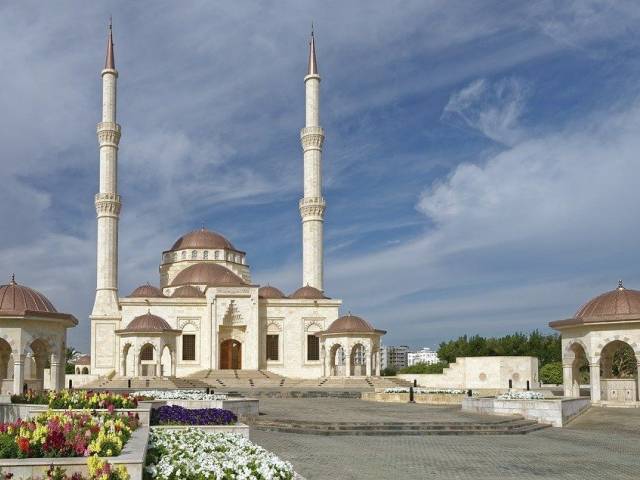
[215, 251, 220, 259]
[182, 335, 196, 361]
[307, 335, 320, 361]
[353, 344, 366, 365]
[191, 250, 197, 259]
[266, 334, 279, 361]
[181, 251, 186, 260]
[140, 345, 154, 361]
[203, 251, 208, 260]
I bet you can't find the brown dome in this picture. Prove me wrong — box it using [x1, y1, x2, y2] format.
[121, 313, 176, 332]
[324, 314, 386, 334]
[171, 285, 205, 298]
[259, 286, 286, 299]
[550, 281, 640, 329]
[170, 228, 235, 251]
[0, 278, 57, 314]
[290, 285, 329, 300]
[128, 284, 165, 298]
[171, 263, 245, 287]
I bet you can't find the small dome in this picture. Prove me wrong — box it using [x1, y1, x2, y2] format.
[128, 284, 165, 298]
[290, 285, 328, 300]
[574, 281, 640, 321]
[74, 355, 91, 366]
[0, 277, 57, 314]
[171, 285, 205, 298]
[171, 263, 245, 287]
[325, 314, 384, 334]
[259, 286, 286, 299]
[170, 228, 235, 251]
[123, 313, 174, 332]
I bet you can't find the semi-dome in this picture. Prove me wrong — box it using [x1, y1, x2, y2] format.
[127, 284, 165, 298]
[171, 285, 205, 298]
[324, 314, 386, 334]
[0, 277, 57, 314]
[290, 285, 328, 300]
[121, 313, 176, 332]
[171, 263, 245, 287]
[259, 286, 286, 299]
[169, 227, 235, 251]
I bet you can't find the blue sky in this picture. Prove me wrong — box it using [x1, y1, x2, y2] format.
[2, 2, 640, 352]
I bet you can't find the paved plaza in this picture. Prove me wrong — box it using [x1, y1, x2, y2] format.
[250, 398, 640, 479]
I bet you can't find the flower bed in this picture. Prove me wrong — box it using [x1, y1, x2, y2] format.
[150, 406, 236, 427]
[133, 390, 227, 401]
[496, 391, 545, 400]
[145, 428, 294, 479]
[0, 410, 139, 459]
[383, 387, 466, 395]
[0, 457, 130, 479]
[11, 390, 140, 410]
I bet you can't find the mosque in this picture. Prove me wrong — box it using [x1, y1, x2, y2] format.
[88, 25, 386, 380]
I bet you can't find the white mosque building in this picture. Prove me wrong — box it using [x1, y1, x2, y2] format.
[89, 25, 385, 380]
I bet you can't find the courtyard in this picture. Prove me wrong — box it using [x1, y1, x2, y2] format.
[250, 398, 640, 479]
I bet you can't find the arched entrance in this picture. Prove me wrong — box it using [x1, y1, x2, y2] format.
[220, 339, 241, 369]
[600, 340, 638, 403]
[330, 344, 345, 376]
[139, 344, 156, 377]
[567, 342, 590, 398]
[350, 344, 366, 376]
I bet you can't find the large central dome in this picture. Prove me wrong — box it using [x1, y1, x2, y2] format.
[169, 228, 235, 251]
[171, 263, 246, 287]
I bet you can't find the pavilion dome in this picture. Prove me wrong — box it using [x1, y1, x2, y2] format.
[574, 281, 640, 321]
[0, 277, 57, 315]
[123, 313, 174, 332]
[169, 227, 235, 251]
[127, 284, 165, 298]
[324, 314, 386, 334]
[171, 285, 205, 298]
[258, 286, 286, 299]
[171, 263, 245, 287]
[290, 285, 328, 300]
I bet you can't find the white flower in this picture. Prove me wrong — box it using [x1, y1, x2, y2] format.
[496, 391, 545, 400]
[383, 387, 466, 394]
[134, 389, 228, 401]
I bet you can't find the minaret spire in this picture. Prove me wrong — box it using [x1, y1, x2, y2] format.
[300, 27, 326, 290]
[104, 18, 115, 70]
[91, 19, 122, 322]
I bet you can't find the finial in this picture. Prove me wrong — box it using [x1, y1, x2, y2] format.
[201, 223, 205, 231]
[618, 279, 625, 290]
[307, 26, 318, 76]
[104, 17, 115, 70]
[10, 273, 16, 285]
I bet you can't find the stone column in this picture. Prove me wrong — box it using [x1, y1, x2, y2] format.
[562, 363, 573, 397]
[156, 348, 162, 377]
[637, 362, 640, 402]
[589, 363, 601, 402]
[171, 349, 177, 377]
[133, 353, 139, 377]
[50, 353, 62, 392]
[12, 354, 25, 395]
[365, 352, 371, 377]
[345, 344, 351, 377]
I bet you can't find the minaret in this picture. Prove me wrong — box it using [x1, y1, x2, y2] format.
[299, 29, 325, 290]
[91, 20, 121, 318]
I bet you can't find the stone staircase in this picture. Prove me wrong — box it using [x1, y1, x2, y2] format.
[248, 416, 549, 436]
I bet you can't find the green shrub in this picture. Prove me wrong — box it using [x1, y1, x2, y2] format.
[539, 361, 563, 385]
[0, 434, 19, 459]
[399, 362, 448, 374]
[380, 367, 397, 376]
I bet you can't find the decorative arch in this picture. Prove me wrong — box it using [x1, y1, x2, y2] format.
[596, 336, 640, 359]
[564, 339, 590, 360]
[305, 321, 323, 332]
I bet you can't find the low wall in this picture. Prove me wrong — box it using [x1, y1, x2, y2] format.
[0, 425, 148, 480]
[0, 404, 152, 426]
[361, 392, 464, 405]
[151, 422, 250, 438]
[462, 397, 591, 427]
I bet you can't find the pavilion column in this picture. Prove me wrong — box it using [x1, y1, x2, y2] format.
[120, 354, 126, 376]
[589, 363, 601, 402]
[50, 353, 62, 392]
[562, 363, 573, 397]
[637, 362, 640, 401]
[365, 352, 371, 377]
[133, 353, 139, 377]
[345, 344, 351, 377]
[156, 350, 162, 377]
[12, 354, 25, 395]
[171, 349, 177, 377]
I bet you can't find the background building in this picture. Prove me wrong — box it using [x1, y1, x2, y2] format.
[408, 347, 439, 366]
[380, 345, 409, 370]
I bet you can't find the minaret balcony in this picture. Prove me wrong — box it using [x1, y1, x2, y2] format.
[97, 122, 121, 145]
[299, 197, 326, 218]
[300, 126, 325, 151]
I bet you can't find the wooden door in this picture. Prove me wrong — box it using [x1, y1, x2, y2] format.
[220, 340, 242, 369]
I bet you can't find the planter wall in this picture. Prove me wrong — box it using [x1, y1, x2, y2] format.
[0, 426, 149, 480]
[151, 423, 250, 438]
[361, 392, 464, 405]
[139, 398, 259, 417]
[0, 404, 151, 426]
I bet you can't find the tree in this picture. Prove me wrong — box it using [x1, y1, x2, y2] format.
[381, 367, 397, 376]
[399, 362, 448, 374]
[539, 362, 562, 384]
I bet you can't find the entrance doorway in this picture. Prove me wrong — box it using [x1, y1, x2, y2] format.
[220, 339, 241, 369]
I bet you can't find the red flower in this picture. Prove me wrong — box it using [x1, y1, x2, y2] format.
[16, 437, 29, 454]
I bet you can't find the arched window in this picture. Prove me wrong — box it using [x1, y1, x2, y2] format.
[82, 367, 89, 374]
[352, 344, 366, 365]
[191, 250, 197, 259]
[203, 251, 209, 260]
[335, 346, 345, 366]
[140, 344, 154, 361]
[215, 251, 220, 259]
[181, 251, 186, 260]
